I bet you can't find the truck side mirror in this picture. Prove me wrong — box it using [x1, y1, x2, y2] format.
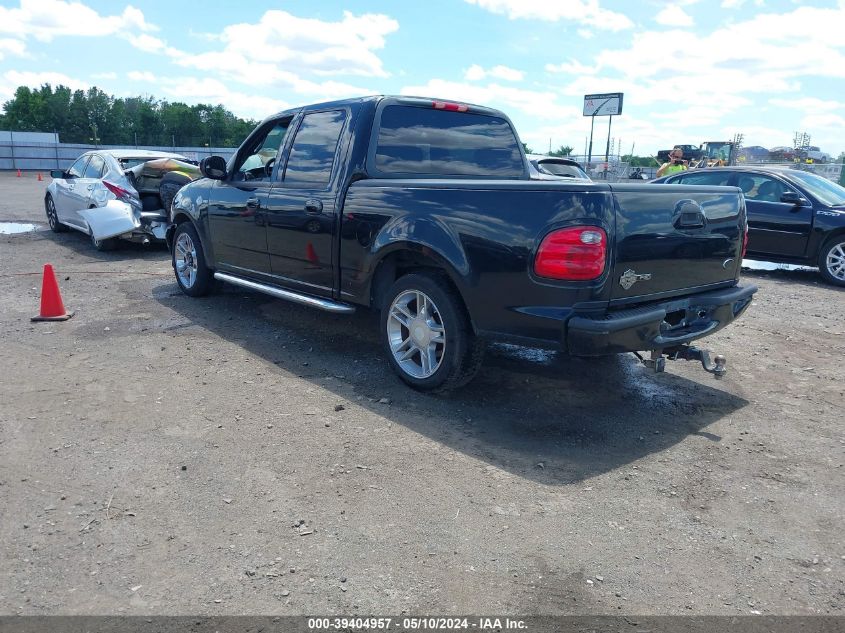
[200, 156, 228, 180]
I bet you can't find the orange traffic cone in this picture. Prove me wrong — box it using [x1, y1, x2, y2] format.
[31, 264, 74, 321]
[37, 172, 43, 182]
[16, 169, 21, 177]
[305, 242, 319, 264]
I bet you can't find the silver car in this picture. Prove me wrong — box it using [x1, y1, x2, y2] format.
[527, 154, 591, 180]
[44, 149, 197, 251]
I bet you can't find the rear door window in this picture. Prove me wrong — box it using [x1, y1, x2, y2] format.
[84, 154, 105, 179]
[374, 105, 524, 177]
[282, 110, 346, 188]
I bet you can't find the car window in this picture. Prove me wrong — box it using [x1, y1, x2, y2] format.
[67, 156, 90, 179]
[283, 110, 346, 188]
[84, 154, 105, 179]
[786, 171, 845, 206]
[232, 117, 293, 182]
[374, 105, 524, 177]
[537, 161, 587, 178]
[674, 172, 732, 186]
[738, 175, 790, 202]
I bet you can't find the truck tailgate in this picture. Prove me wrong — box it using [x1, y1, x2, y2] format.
[609, 183, 744, 303]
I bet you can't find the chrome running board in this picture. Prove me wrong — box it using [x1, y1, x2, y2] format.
[213, 272, 355, 314]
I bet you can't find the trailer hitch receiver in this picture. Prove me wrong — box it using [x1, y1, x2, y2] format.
[636, 345, 727, 379]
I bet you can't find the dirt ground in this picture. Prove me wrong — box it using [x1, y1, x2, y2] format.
[0, 171, 843, 616]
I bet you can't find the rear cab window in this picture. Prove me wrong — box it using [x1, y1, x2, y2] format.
[370, 101, 526, 178]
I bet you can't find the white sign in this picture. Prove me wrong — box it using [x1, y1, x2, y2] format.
[583, 93, 623, 117]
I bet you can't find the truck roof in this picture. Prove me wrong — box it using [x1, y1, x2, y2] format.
[266, 95, 507, 121]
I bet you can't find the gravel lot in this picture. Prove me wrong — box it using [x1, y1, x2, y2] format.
[0, 171, 843, 616]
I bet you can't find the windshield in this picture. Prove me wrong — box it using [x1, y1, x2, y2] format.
[788, 171, 845, 206]
[537, 161, 587, 178]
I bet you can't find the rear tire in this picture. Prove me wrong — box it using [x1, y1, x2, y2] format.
[818, 236, 845, 286]
[380, 272, 483, 392]
[45, 194, 68, 232]
[172, 222, 213, 297]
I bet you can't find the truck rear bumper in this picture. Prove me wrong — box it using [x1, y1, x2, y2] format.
[566, 284, 757, 356]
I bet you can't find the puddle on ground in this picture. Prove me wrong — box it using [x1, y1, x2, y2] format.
[742, 259, 816, 272]
[0, 222, 43, 235]
[488, 342, 558, 365]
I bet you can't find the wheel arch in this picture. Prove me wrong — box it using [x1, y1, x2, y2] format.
[167, 212, 215, 269]
[368, 243, 477, 334]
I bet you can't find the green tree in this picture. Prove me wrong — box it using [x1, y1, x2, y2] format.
[548, 145, 573, 157]
[1, 83, 259, 148]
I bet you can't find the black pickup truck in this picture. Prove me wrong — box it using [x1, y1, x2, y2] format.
[167, 96, 756, 391]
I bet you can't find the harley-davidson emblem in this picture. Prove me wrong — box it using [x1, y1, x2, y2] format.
[619, 269, 652, 290]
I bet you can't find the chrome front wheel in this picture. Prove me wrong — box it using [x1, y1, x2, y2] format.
[171, 222, 213, 297]
[174, 232, 198, 289]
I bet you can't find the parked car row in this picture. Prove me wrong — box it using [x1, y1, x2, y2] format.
[45, 139, 845, 290]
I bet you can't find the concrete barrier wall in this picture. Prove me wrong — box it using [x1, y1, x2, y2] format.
[0, 134, 237, 171]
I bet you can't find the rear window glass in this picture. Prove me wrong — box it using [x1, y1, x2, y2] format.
[374, 105, 524, 177]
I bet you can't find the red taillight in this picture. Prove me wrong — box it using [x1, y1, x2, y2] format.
[103, 180, 131, 200]
[534, 226, 607, 281]
[741, 224, 749, 258]
[432, 100, 469, 112]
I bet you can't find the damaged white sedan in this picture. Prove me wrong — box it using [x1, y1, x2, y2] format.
[44, 149, 199, 251]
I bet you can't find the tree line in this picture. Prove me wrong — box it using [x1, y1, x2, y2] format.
[0, 84, 258, 147]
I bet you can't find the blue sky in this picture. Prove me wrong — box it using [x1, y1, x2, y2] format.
[1, 0, 844, 157]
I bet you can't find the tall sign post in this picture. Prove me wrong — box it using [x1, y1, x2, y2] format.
[583, 93, 623, 171]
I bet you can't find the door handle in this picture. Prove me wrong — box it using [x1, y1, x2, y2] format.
[246, 197, 260, 209]
[86, 185, 94, 191]
[305, 199, 323, 214]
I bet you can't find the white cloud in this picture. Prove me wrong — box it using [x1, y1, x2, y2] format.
[0, 70, 88, 104]
[577, 29, 594, 39]
[655, 5, 694, 27]
[769, 97, 844, 112]
[0, 37, 26, 60]
[157, 77, 290, 120]
[464, 64, 523, 81]
[180, 9, 398, 80]
[127, 71, 156, 83]
[0, 0, 155, 42]
[545, 59, 598, 75]
[464, 0, 633, 31]
[465, 64, 486, 81]
[490, 65, 524, 81]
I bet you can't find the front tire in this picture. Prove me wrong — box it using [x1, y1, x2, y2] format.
[172, 222, 213, 296]
[45, 194, 68, 232]
[819, 236, 845, 286]
[380, 272, 483, 392]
